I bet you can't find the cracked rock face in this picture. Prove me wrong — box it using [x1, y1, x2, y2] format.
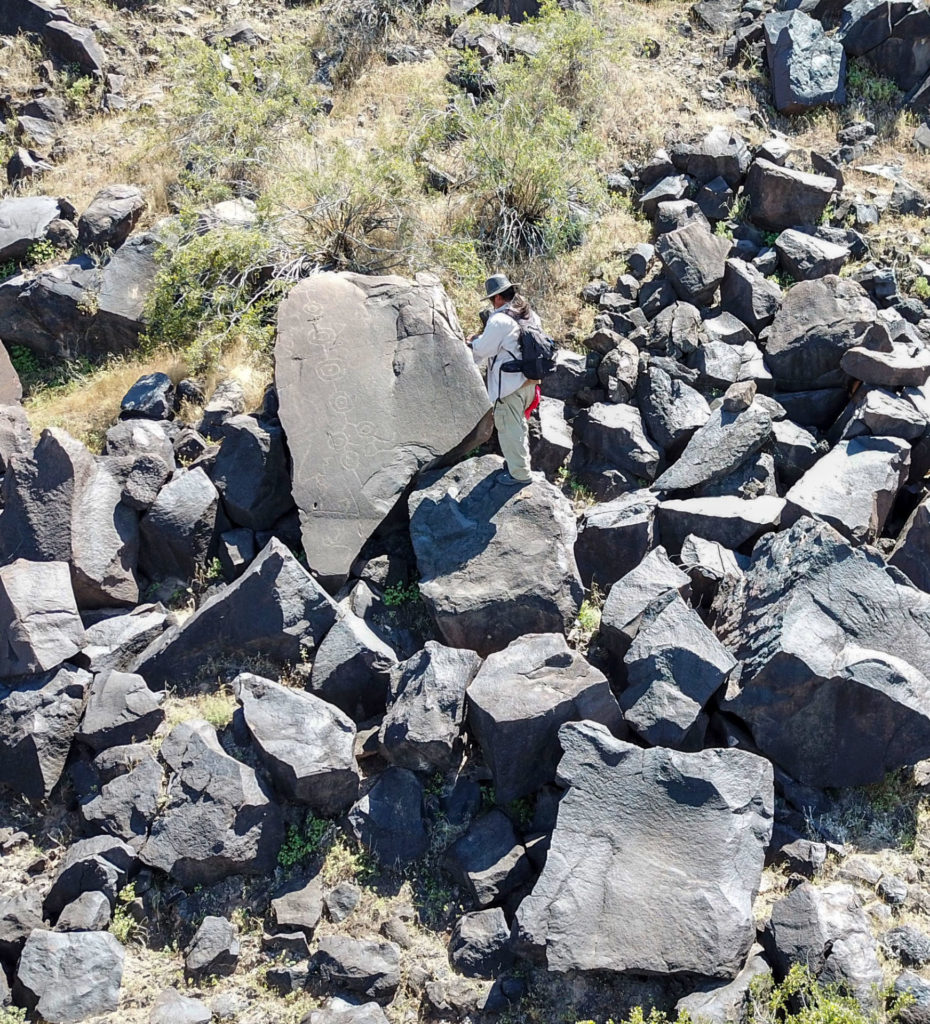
[275, 272, 491, 588]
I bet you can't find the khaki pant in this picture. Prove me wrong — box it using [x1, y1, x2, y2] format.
[494, 382, 536, 481]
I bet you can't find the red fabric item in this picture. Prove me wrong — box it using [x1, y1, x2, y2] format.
[525, 383, 541, 420]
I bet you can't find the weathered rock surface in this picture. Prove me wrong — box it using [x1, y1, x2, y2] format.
[514, 721, 773, 977]
[184, 915, 240, 982]
[139, 466, 218, 582]
[449, 908, 513, 978]
[573, 403, 662, 481]
[0, 559, 85, 678]
[132, 539, 339, 689]
[717, 518, 930, 787]
[574, 489, 659, 590]
[444, 809, 533, 907]
[236, 673, 359, 813]
[408, 456, 582, 656]
[0, 666, 91, 799]
[379, 642, 482, 772]
[764, 882, 882, 1003]
[76, 669, 164, 752]
[890, 495, 930, 592]
[78, 185, 145, 251]
[764, 276, 881, 390]
[764, 11, 846, 113]
[621, 591, 737, 747]
[784, 435, 909, 542]
[140, 719, 284, 885]
[0, 428, 139, 608]
[467, 633, 624, 804]
[655, 222, 732, 304]
[0, 196, 65, 260]
[721, 258, 782, 333]
[657, 495, 785, 551]
[744, 159, 835, 231]
[276, 272, 491, 587]
[309, 936, 401, 1004]
[15, 929, 124, 1023]
[348, 767, 427, 866]
[43, 835, 135, 920]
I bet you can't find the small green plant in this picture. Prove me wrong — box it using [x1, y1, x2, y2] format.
[0, 260, 17, 280]
[912, 276, 930, 301]
[846, 59, 901, 105]
[576, 596, 602, 634]
[0, 1007, 27, 1024]
[277, 813, 330, 869]
[8, 345, 41, 384]
[505, 795, 535, 830]
[110, 883, 143, 945]
[382, 580, 421, 607]
[25, 239, 58, 267]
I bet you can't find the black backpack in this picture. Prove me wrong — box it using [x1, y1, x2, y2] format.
[499, 310, 557, 380]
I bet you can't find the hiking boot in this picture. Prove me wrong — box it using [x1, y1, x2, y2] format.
[497, 470, 531, 487]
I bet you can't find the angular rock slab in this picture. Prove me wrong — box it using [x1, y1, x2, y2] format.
[764, 276, 881, 390]
[276, 272, 491, 587]
[408, 455, 582, 656]
[764, 882, 882, 1004]
[15, 928, 124, 1023]
[574, 488, 659, 591]
[378, 641, 482, 772]
[785, 435, 909, 543]
[0, 666, 91, 799]
[764, 11, 846, 113]
[622, 591, 737, 748]
[515, 721, 773, 977]
[467, 633, 624, 804]
[890, 494, 930, 592]
[132, 539, 339, 689]
[744, 159, 835, 232]
[140, 719, 284, 885]
[0, 428, 139, 608]
[0, 559, 85, 678]
[236, 673, 359, 814]
[716, 517, 930, 787]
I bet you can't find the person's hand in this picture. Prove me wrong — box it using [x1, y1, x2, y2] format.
[466, 333, 478, 345]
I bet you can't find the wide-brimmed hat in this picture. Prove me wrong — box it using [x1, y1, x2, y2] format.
[483, 273, 516, 300]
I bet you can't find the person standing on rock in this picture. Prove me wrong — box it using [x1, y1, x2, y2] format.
[467, 274, 542, 487]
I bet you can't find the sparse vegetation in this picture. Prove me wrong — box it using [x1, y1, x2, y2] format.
[110, 883, 145, 945]
[846, 59, 901, 107]
[278, 813, 331, 869]
[382, 579, 422, 607]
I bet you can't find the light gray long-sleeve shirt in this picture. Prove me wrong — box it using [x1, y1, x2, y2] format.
[470, 302, 541, 403]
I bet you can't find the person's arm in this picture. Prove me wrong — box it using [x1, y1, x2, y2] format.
[470, 313, 509, 359]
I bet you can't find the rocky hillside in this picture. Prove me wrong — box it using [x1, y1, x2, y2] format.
[2, 0, 930, 1023]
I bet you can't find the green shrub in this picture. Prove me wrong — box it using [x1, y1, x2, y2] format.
[143, 223, 285, 370]
[278, 813, 331, 869]
[382, 580, 421, 607]
[110, 883, 143, 945]
[846, 59, 901, 105]
[25, 239, 58, 267]
[912, 276, 930, 301]
[0, 1008, 27, 1024]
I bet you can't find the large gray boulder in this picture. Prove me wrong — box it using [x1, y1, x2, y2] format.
[0, 236, 157, 358]
[657, 495, 785, 552]
[621, 591, 737, 748]
[0, 559, 85, 678]
[0, 404, 32, 472]
[235, 673, 359, 813]
[764, 276, 881, 390]
[0, 666, 91, 799]
[784, 435, 909, 542]
[764, 883, 882, 1004]
[0, 196, 65, 261]
[574, 489, 659, 591]
[408, 455, 583, 656]
[652, 402, 773, 494]
[573, 403, 662, 481]
[716, 517, 930, 787]
[720, 259, 782, 333]
[348, 767, 427, 867]
[132, 539, 339, 689]
[15, 929, 124, 1023]
[890, 494, 930, 592]
[467, 633, 624, 804]
[0, 428, 139, 608]
[378, 642, 482, 772]
[76, 670, 164, 752]
[744, 159, 835, 231]
[140, 719, 284, 885]
[275, 272, 491, 588]
[637, 363, 711, 456]
[77, 185, 145, 251]
[514, 721, 773, 977]
[0, 349, 22, 406]
[138, 466, 219, 582]
[764, 11, 846, 113]
[656, 222, 732, 304]
[79, 744, 163, 845]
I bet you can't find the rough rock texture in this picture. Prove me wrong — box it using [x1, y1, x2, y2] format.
[443, 809, 532, 907]
[764, 883, 882, 1003]
[514, 721, 773, 977]
[0, 196, 64, 260]
[76, 669, 164, 752]
[677, 949, 771, 1024]
[132, 539, 339, 689]
[0, 559, 85, 678]
[574, 489, 659, 591]
[236, 673, 359, 813]
[621, 591, 737, 747]
[573, 403, 662, 481]
[43, 835, 135, 920]
[656, 495, 785, 552]
[744, 159, 836, 231]
[184, 916, 240, 982]
[276, 272, 491, 587]
[140, 719, 284, 884]
[764, 11, 846, 113]
[77, 184, 145, 250]
[717, 518, 930, 787]
[408, 456, 582, 656]
[379, 642, 482, 772]
[890, 495, 930, 592]
[467, 633, 623, 804]
[0, 428, 139, 608]
[15, 929, 125, 1024]
[637, 364, 712, 455]
[0, 348, 22, 406]
[785, 435, 909, 542]
[721, 258, 782, 333]
[449, 908, 513, 978]
[0, 667, 91, 799]
[652, 402, 773, 493]
[655, 222, 732, 304]
[309, 936, 401, 1004]
[764, 276, 881, 390]
[139, 467, 218, 582]
[348, 767, 427, 866]
[150, 989, 213, 1024]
